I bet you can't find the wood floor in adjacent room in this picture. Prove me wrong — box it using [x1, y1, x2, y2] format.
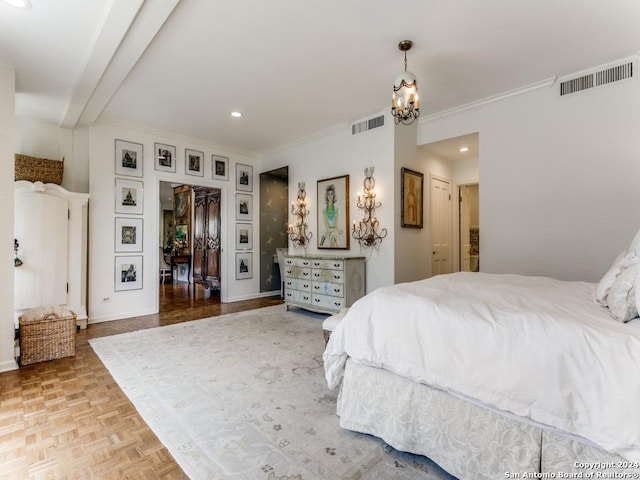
[0, 282, 284, 479]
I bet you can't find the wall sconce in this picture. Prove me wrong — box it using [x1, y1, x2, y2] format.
[352, 167, 387, 248]
[287, 182, 312, 247]
[14, 238, 23, 267]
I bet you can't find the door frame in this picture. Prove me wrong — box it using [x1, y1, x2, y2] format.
[155, 175, 229, 309]
[429, 174, 452, 276]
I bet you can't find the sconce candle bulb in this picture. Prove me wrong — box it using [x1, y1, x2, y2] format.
[287, 182, 312, 247]
[352, 167, 387, 248]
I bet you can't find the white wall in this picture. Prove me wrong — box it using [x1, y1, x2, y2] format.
[261, 112, 395, 294]
[418, 73, 640, 282]
[1, 65, 16, 372]
[14, 118, 88, 193]
[88, 120, 259, 323]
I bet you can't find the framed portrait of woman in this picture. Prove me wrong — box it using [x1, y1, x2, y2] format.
[317, 174, 349, 249]
[401, 167, 424, 228]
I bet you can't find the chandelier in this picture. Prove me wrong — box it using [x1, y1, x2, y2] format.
[391, 40, 420, 125]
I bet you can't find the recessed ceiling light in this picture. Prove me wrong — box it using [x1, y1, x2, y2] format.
[230, 111, 242, 118]
[4, 0, 32, 9]
[459, 146, 469, 153]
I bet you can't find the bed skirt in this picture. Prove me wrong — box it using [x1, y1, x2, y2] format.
[337, 359, 640, 480]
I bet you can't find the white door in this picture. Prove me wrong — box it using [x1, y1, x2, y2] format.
[431, 176, 451, 276]
[15, 191, 69, 309]
[459, 185, 471, 272]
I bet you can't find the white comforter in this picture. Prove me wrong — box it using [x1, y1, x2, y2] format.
[323, 272, 640, 462]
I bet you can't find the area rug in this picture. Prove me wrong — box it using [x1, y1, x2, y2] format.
[89, 305, 456, 480]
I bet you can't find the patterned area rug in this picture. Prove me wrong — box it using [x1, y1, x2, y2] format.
[89, 305, 456, 480]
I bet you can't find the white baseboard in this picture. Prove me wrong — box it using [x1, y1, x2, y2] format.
[0, 359, 18, 373]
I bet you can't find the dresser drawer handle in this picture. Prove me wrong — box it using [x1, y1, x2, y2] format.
[286, 281, 292, 286]
[303, 296, 309, 300]
[334, 302, 342, 306]
[303, 284, 309, 288]
[333, 275, 341, 280]
[313, 262, 320, 267]
[314, 273, 320, 277]
[314, 285, 320, 290]
[314, 298, 320, 303]
[333, 263, 341, 268]
[302, 272, 309, 277]
[334, 288, 341, 293]
[303, 261, 309, 266]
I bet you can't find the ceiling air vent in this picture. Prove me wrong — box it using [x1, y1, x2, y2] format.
[352, 115, 385, 135]
[560, 60, 634, 96]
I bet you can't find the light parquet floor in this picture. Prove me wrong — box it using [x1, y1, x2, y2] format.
[0, 282, 283, 479]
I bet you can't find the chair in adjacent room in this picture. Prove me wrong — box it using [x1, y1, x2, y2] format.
[159, 247, 172, 284]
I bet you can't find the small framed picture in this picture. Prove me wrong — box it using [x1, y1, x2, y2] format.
[235, 252, 252, 280]
[401, 167, 424, 228]
[235, 193, 253, 221]
[115, 139, 143, 177]
[235, 223, 253, 250]
[236, 163, 253, 191]
[115, 255, 143, 291]
[115, 178, 144, 215]
[115, 217, 143, 252]
[185, 148, 204, 177]
[154, 143, 176, 173]
[212, 154, 229, 181]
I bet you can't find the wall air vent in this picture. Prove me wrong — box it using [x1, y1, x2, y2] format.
[559, 60, 635, 96]
[352, 115, 385, 135]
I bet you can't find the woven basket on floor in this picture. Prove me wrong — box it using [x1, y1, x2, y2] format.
[15, 154, 64, 184]
[19, 305, 77, 366]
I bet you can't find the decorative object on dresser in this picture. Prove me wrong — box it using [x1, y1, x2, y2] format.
[283, 254, 365, 314]
[401, 167, 424, 228]
[352, 166, 387, 248]
[185, 148, 204, 176]
[114, 139, 143, 177]
[317, 175, 349, 249]
[14, 181, 90, 329]
[154, 143, 176, 173]
[287, 181, 312, 248]
[192, 187, 221, 289]
[235, 163, 253, 191]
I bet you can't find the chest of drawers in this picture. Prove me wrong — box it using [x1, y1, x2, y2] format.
[283, 254, 365, 314]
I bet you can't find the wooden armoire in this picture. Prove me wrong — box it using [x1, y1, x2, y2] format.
[192, 187, 221, 289]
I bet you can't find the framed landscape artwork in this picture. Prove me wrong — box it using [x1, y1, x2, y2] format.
[115, 178, 143, 215]
[401, 167, 424, 228]
[185, 148, 204, 177]
[115, 139, 143, 177]
[154, 143, 176, 173]
[317, 174, 349, 249]
[212, 154, 229, 181]
[114, 217, 143, 252]
[114, 255, 143, 291]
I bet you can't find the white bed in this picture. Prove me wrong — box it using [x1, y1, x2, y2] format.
[323, 272, 640, 479]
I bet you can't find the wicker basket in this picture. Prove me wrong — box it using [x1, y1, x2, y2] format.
[19, 305, 77, 366]
[15, 154, 64, 184]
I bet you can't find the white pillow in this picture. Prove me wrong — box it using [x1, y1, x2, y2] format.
[595, 251, 637, 306]
[607, 263, 640, 322]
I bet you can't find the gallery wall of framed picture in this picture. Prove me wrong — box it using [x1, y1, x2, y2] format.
[111, 136, 247, 293]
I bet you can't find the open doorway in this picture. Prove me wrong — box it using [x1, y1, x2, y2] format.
[159, 181, 221, 312]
